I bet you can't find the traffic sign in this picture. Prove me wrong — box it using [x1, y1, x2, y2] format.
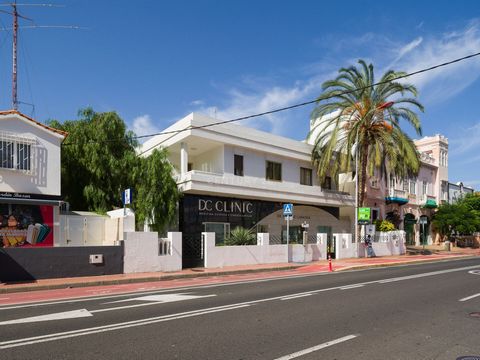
[358, 207, 371, 225]
[123, 188, 132, 205]
[283, 203, 293, 216]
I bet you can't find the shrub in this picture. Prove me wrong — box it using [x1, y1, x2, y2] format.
[224, 227, 256, 246]
[374, 219, 396, 232]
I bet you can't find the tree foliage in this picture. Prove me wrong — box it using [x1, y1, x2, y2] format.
[49, 109, 179, 231]
[432, 202, 480, 238]
[309, 60, 423, 207]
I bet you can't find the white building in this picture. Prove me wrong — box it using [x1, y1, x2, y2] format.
[0, 110, 67, 247]
[141, 112, 355, 267]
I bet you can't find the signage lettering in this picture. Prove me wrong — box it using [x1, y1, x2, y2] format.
[198, 199, 253, 215]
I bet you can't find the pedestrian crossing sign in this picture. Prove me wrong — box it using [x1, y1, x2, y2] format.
[283, 203, 293, 216]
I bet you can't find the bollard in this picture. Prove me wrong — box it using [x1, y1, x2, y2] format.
[328, 254, 333, 272]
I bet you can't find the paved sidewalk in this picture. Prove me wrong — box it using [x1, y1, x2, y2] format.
[1, 245, 479, 295]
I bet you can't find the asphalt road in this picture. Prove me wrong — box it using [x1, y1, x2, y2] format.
[1, 258, 480, 360]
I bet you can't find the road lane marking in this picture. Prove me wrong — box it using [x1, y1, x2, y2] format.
[2, 263, 479, 311]
[459, 293, 480, 302]
[0, 304, 250, 349]
[280, 294, 312, 301]
[0, 309, 92, 325]
[468, 270, 480, 275]
[104, 293, 215, 304]
[273, 334, 358, 359]
[340, 284, 364, 290]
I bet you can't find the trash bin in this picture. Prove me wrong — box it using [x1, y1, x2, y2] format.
[444, 240, 451, 251]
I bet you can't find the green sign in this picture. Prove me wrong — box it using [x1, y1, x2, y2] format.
[358, 207, 371, 225]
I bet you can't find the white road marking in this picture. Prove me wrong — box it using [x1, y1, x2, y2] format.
[280, 294, 312, 301]
[273, 334, 359, 359]
[0, 304, 250, 349]
[468, 270, 480, 275]
[459, 293, 480, 302]
[1, 263, 479, 311]
[0, 309, 92, 325]
[340, 284, 365, 290]
[105, 293, 215, 304]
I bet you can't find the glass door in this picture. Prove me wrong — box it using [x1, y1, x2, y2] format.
[203, 222, 230, 245]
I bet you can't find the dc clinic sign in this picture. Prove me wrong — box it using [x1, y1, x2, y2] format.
[122, 188, 132, 205]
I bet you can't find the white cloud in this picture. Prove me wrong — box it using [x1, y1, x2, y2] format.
[450, 123, 480, 157]
[190, 99, 205, 106]
[185, 20, 480, 138]
[131, 114, 160, 139]
[194, 76, 325, 135]
[392, 21, 480, 104]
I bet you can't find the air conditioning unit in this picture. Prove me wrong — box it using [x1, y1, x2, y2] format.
[89, 254, 104, 264]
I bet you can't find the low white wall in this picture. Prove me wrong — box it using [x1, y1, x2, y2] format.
[335, 233, 357, 259]
[204, 232, 327, 268]
[358, 231, 406, 257]
[123, 232, 182, 273]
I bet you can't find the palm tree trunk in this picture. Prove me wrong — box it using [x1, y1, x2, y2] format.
[359, 142, 369, 207]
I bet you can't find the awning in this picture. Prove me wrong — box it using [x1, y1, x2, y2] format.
[422, 199, 438, 209]
[0, 192, 63, 206]
[385, 196, 409, 205]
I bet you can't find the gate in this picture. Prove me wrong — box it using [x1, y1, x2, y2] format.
[182, 233, 204, 268]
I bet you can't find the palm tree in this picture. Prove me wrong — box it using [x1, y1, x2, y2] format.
[309, 59, 423, 208]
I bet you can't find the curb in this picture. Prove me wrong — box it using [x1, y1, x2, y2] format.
[0, 265, 304, 294]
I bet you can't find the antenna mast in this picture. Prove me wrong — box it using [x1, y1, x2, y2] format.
[12, 1, 18, 110]
[0, 2, 78, 112]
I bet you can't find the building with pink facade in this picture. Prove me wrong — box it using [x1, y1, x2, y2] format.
[359, 135, 449, 245]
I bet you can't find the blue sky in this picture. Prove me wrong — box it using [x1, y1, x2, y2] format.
[0, 0, 479, 188]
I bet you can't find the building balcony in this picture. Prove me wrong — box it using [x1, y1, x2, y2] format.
[385, 188, 409, 205]
[421, 194, 438, 208]
[176, 170, 354, 207]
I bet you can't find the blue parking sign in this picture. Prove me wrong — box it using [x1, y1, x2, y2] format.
[283, 203, 293, 216]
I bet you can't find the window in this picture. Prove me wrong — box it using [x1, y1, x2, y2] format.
[234, 155, 244, 176]
[371, 208, 380, 221]
[0, 132, 34, 173]
[403, 178, 409, 192]
[0, 141, 14, 169]
[322, 176, 332, 190]
[17, 144, 31, 171]
[187, 162, 193, 171]
[409, 179, 416, 195]
[389, 175, 396, 189]
[422, 181, 428, 196]
[266, 161, 282, 181]
[300, 167, 312, 186]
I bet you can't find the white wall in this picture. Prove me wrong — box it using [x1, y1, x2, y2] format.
[192, 145, 224, 173]
[358, 231, 406, 257]
[123, 232, 182, 273]
[0, 115, 63, 196]
[334, 233, 357, 259]
[203, 232, 327, 268]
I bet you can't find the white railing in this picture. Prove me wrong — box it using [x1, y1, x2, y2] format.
[420, 152, 435, 164]
[159, 238, 172, 256]
[388, 188, 407, 198]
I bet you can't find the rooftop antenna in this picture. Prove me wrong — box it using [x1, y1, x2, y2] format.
[0, 2, 82, 111]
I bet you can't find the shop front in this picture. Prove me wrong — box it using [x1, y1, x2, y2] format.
[0, 192, 62, 248]
[179, 194, 349, 268]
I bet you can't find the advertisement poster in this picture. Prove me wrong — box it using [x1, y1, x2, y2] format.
[0, 204, 54, 248]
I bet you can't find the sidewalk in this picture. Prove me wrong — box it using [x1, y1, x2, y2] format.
[1, 245, 479, 295]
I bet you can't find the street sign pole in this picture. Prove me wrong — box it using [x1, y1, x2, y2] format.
[286, 215, 290, 263]
[283, 204, 293, 263]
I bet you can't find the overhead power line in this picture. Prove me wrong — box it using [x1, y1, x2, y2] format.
[61, 50, 480, 152]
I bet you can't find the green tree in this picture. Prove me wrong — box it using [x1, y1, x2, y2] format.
[459, 193, 480, 212]
[133, 148, 180, 232]
[432, 203, 480, 239]
[49, 109, 179, 231]
[309, 60, 424, 207]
